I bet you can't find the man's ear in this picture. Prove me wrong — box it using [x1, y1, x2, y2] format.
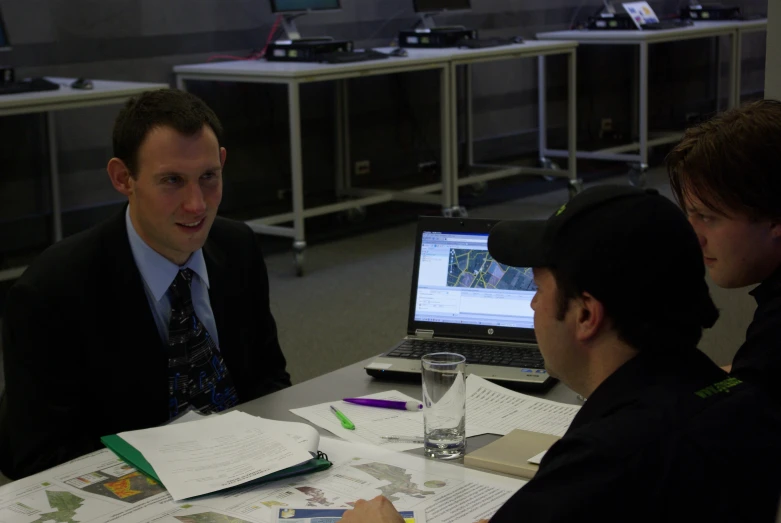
[220, 147, 227, 168]
[107, 158, 133, 197]
[574, 292, 606, 342]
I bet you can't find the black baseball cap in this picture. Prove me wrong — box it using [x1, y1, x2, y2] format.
[488, 185, 717, 327]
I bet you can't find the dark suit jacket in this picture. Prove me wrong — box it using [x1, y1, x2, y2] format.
[0, 208, 291, 479]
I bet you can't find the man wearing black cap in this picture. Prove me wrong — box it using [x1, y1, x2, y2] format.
[338, 185, 781, 523]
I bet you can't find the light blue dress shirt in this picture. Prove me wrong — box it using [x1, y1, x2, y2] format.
[125, 208, 220, 347]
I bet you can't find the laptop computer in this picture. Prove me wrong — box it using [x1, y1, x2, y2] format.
[365, 217, 555, 391]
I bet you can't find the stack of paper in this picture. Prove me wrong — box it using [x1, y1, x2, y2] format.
[0, 434, 525, 523]
[102, 411, 330, 501]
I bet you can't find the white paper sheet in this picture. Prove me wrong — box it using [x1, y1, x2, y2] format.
[465, 375, 580, 437]
[118, 411, 315, 501]
[527, 450, 547, 465]
[291, 391, 429, 451]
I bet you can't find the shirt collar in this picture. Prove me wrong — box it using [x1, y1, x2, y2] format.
[125, 207, 210, 302]
[749, 264, 781, 305]
[566, 347, 722, 433]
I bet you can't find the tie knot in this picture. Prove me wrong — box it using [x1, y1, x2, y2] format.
[169, 269, 195, 304]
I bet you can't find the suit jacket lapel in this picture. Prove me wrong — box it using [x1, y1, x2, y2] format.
[203, 238, 227, 350]
[101, 207, 166, 359]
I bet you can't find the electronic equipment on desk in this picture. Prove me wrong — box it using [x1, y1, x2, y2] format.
[0, 77, 60, 96]
[266, 0, 348, 61]
[400, 0, 476, 48]
[457, 36, 524, 48]
[680, 1, 741, 20]
[318, 49, 391, 64]
[399, 27, 478, 48]
[266, 38, 353, 62]
[585, 0, 690, 30]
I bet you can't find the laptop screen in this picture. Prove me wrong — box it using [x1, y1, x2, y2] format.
[413, 231, 536, 329]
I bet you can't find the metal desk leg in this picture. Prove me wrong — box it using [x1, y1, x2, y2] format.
[730, 29, 740, 109]
[567, 50, 581, 197]
[465, 64, 474, 169]
[288, 81, 306, 276]
[538, 56, 548, 162]
[441, 66, 456, 213]
[334, 80, 347, 197]
[632, 41, 650, 187]
[714, 36, 723, 111]
[47, 111, 62, 242]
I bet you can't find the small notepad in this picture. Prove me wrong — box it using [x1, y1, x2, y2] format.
[464, 429, 560, 479]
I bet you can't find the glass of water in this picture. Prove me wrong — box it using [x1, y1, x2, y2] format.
[421, 352, 466, 460]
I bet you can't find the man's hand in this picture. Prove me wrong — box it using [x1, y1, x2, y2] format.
[339, 496, 405, 523]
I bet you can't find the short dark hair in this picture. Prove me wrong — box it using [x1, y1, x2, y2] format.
[549, 266, 718, 353]
[112, 89, 224, 176]
[666, 99, 781, 221]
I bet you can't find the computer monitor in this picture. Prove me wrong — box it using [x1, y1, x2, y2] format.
[0, 5, 10, 52]
[412, 0, 471, 28]
[269, 0, 341, 40]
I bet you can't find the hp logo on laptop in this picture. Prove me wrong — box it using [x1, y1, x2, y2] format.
[488, 328, 494, 335]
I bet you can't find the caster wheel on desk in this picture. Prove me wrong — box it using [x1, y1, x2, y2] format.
[540, 157, 561, 182]
[628, 163, 649, 188]
[567, 179, 584, 200]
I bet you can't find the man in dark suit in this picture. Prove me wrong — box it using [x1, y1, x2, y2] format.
[0, 89, 291, 480]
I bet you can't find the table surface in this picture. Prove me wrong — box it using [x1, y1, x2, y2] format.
[537, 20, 745, 43]
[236, 357, 581, 461]
[172, 41, 578, 80]
[0, 77, 168, 114]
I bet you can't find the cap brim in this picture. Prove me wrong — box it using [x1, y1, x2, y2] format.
[488, 220, 548, 268]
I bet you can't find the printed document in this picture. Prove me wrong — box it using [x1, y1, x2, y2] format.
[118, 411, 315, 501]
[0, 436, 524, 523]
[465, 375, 580, 437]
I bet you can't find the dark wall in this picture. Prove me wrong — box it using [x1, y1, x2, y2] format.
[0, 0, 767, 256]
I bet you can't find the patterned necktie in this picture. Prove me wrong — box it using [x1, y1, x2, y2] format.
[167, 269, 239, 418]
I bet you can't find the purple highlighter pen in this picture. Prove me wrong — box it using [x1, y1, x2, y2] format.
[343, 398, 423, 411]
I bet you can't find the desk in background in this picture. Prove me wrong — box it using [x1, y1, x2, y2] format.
[174, 41, 579, 275]
[536, 22, 740, 186]
[402, 42, 580, 205]
[174, 56, 455, 277]
[0, 78, 168, 283]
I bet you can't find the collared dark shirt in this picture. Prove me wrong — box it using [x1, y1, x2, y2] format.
[490, 348, 781, 523]
[731, 266, 781, 400]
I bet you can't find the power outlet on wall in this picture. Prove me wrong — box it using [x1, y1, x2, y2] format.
[355, 160, 371, 176]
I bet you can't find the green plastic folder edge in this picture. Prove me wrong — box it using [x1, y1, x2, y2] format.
[101, 434, 162, 483]
[101, 435, 332, 493]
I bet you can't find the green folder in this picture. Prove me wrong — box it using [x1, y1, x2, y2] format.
[101, 434, 332, 492]
[101, 435, 161, 482]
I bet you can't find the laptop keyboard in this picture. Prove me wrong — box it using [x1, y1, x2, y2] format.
[388, 339, 545, 369]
